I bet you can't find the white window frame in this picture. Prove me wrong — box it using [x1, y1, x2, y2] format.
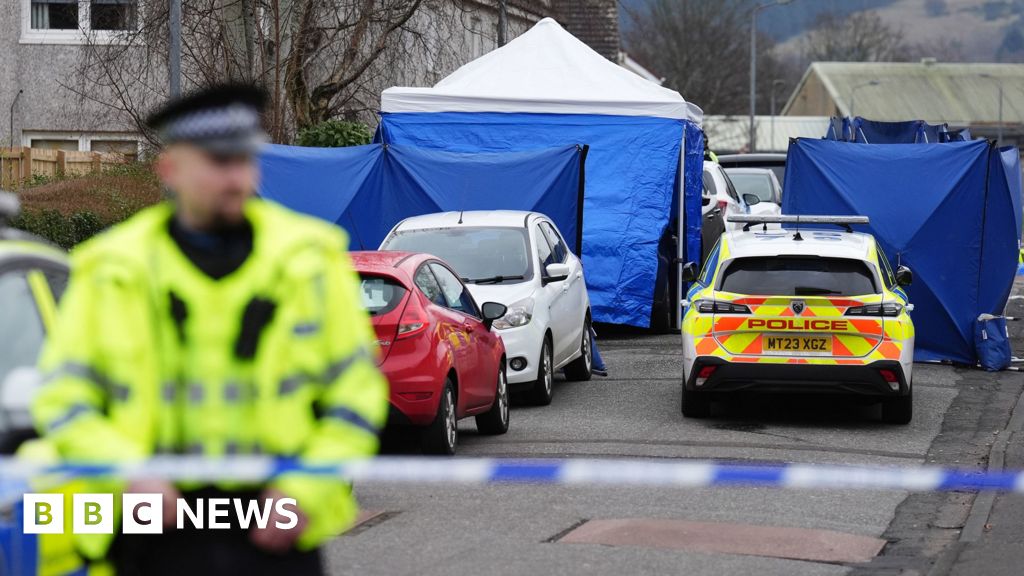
[20, 0, 138, 45]
[22, 130, 141, 157]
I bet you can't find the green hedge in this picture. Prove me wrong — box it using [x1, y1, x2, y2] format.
[296, 120, 373, 148]
[12, 210, 106, 249]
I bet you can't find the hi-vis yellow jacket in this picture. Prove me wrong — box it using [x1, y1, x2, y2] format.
[31, 199, 389, 559]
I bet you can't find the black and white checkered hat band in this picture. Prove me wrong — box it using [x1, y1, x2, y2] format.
[159, 103, 262, 144]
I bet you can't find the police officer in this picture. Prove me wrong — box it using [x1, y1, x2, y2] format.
[31, 84, 389, 575]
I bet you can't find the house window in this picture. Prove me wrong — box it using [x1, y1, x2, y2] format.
[23, 0, 138, 42]
[90, 139, 138, 160]
[90, 0, 136, 31]
[30, 139, 78, 151]
[30, 0, 79, 30]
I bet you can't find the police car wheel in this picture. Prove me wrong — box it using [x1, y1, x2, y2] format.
[476, 363, 510, 435]
[564, 316, 593, 382]
[527, 337, 555, 406]
[881, 386, 913, 425]
[681, 384, 712, 418]
[422, 381, 458, 455]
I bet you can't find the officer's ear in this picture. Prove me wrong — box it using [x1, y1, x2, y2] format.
[154, 147, 178, 188]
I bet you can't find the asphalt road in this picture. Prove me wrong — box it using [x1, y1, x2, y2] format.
[323, 287, 1024, 576]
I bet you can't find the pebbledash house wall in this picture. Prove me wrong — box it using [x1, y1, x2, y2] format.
[0, 0, 141, 156]
[0, 0, 621, 153]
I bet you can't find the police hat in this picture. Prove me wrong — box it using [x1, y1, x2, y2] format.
[146, 83, 268, 155]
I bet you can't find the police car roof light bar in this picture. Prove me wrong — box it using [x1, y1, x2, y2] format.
[729, 214, 870, 234]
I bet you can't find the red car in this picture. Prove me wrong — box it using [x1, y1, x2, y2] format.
[351, 251, 510, 455]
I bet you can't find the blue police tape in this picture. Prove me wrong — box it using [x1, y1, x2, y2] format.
[1, 456, 1023, 505]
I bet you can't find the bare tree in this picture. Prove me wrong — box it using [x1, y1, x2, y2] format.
[64, 0, 486, 144]
[621, 0, 797, 115]
[803, 11, 911, 63]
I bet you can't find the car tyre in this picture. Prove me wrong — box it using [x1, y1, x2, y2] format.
[527, 337, 554, 406]
[881, 386, 912, 425]
[681, 380, 711, 419]
[563, 317, 593, 382]
[476, 363, 510, 435]
[422, 380, 458, 455]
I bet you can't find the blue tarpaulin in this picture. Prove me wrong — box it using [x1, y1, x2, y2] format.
[377, 111, 701, 327]
[784, 138, 1021, 363]
[826, 118, 952, 144]
[259, 143, 584, 253]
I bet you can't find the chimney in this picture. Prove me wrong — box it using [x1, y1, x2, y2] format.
[552, 0, 620, 61]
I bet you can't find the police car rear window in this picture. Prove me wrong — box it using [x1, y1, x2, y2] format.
[718, 257, 878, 296]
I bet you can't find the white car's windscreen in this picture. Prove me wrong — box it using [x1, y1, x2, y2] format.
[384, 227, 533, 285]
[719, 257, 879, 296]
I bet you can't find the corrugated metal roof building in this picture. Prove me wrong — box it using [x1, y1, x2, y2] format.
[782, 61, 1024, 144]
[703, 115, 831, 154]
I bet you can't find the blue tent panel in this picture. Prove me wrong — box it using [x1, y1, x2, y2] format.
[851, 119, 926, 143]
[980, 147, 1022, 317]
[382, 145, 584, 251]
[683, 122, 705, 279]
[259, 143, 383, 228]
[999, 146, 1023, 241]
[259, 143, 583, 254]
[378, 111, 692, 327]
[784, 139, 999, 363]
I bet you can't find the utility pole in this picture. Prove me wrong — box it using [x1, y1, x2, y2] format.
[749, 0, 793, 153]
[497, 0, 508, 46]
[770, 79, 785, 153]
[169, 0, 182, 97]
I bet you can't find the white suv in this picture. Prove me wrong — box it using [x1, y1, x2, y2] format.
[380, 211, 592, 405]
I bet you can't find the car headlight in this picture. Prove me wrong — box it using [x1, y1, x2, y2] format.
[493, 297, 535, 330]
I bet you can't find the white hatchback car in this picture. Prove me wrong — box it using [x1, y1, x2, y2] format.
[380, 211, 593, 405]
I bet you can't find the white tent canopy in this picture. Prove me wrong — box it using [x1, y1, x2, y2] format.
[381, 18, 702, 123]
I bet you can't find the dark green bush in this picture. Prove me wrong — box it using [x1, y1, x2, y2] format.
[296, 120, 373, 148]
[12, 209, 106, 249]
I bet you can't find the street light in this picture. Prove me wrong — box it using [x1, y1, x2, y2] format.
[169, 0, 181, 97]
[749, 0, 794, 153]
[849, 80, 880, 118]
[770, 79, 786, 153]
[980, 73, 1003, 146]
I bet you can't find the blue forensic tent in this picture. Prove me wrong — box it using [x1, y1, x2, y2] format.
[825, 117, 954, 143]
[379, 18, 704, 328]
[783, 138, 1022, 363]
[258, 143, 584, 251]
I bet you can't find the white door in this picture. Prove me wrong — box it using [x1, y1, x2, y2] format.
[536, 221, 581, 365]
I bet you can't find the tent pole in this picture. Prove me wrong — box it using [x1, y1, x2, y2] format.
[676, 129, 686, 331]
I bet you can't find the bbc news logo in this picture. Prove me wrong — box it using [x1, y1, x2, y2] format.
[23, 494, 299, 534]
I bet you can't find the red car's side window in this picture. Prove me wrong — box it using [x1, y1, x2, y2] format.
[414, 265, 446, 307]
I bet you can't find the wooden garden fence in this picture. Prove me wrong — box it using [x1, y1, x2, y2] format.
[0, 147, 128, 189]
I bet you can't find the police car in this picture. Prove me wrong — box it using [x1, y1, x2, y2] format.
[680, 215, 915, 424]
[0, 193, 68, 452]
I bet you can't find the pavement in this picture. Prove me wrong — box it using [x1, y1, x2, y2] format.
[321, 281, 1024, 576]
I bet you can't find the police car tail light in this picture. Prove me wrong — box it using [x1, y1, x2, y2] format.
[844, 303, 903, 317]
[878, 369, 899, 383]
[696, 300, 751, 314]
[695, 365, 717, 386]
[717, 200, 729, 212]
[397, 298, 429, 340]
